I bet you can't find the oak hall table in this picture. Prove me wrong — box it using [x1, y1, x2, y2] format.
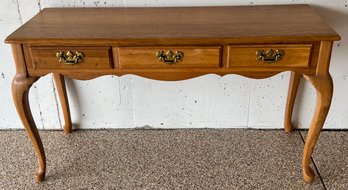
[5, 5, 340, 183]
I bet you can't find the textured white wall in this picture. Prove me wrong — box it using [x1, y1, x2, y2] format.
[0, 0, 347, 130]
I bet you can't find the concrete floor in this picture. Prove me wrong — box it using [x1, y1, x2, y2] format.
[0, 129, 346, 190]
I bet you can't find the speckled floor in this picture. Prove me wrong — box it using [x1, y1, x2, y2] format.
[0, 129, 346, 190]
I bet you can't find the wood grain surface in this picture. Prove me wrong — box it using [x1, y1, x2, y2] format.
[117, 46, 221, 69]
[28, 46, 112, 69]
[5, 5, 340, 45]
[5, 5, 340, 183]
[228, 44, 312, 68]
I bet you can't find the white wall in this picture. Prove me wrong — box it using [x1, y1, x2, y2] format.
[0, 0, 347, 130]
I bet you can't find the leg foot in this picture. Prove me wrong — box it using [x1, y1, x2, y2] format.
[302, 165, 315, 183]
[12, 75, 46, 182]
[284, 123, 294, 133]
[302, 73, 333, 183]
[35, 168, 46, 182]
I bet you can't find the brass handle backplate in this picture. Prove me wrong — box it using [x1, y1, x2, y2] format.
[156, 50, 184, 64]
[56, 51, 84, 64]
[256, 49, 284, 63]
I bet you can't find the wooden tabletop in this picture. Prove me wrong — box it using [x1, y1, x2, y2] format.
[5, 4, 340, 45]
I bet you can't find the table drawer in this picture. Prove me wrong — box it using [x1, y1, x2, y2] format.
[29, 47, 112, 69]
[228, 44, 312, 68]
[116, 46, 221, 69]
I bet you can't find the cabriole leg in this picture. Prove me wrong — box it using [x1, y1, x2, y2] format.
[301, 40, 334, 183]
[302, 73, 333, 183]
[12, 75, 46, 182]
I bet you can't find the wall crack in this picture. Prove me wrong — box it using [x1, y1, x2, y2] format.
[33, 85, 45, 129]
[51, 76, 63, 129]
[15, 0, 23, 24]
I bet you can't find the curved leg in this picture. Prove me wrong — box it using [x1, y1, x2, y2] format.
[300, 41, 334, 183]
[12, 75, 46, 182]
[302, 74, 333, 182]
[53, 73, 72, 134]
[284, 72, 302, 133]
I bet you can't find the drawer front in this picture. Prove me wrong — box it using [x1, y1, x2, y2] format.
[29, 47, 112, 69]
[228, 44, 312, 68]
[117, 46, 221, 69]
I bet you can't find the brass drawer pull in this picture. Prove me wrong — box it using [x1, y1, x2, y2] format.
[56, 51, 84, 64]
[156, 50, 184, 64]
[256, 49, 284, 63]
